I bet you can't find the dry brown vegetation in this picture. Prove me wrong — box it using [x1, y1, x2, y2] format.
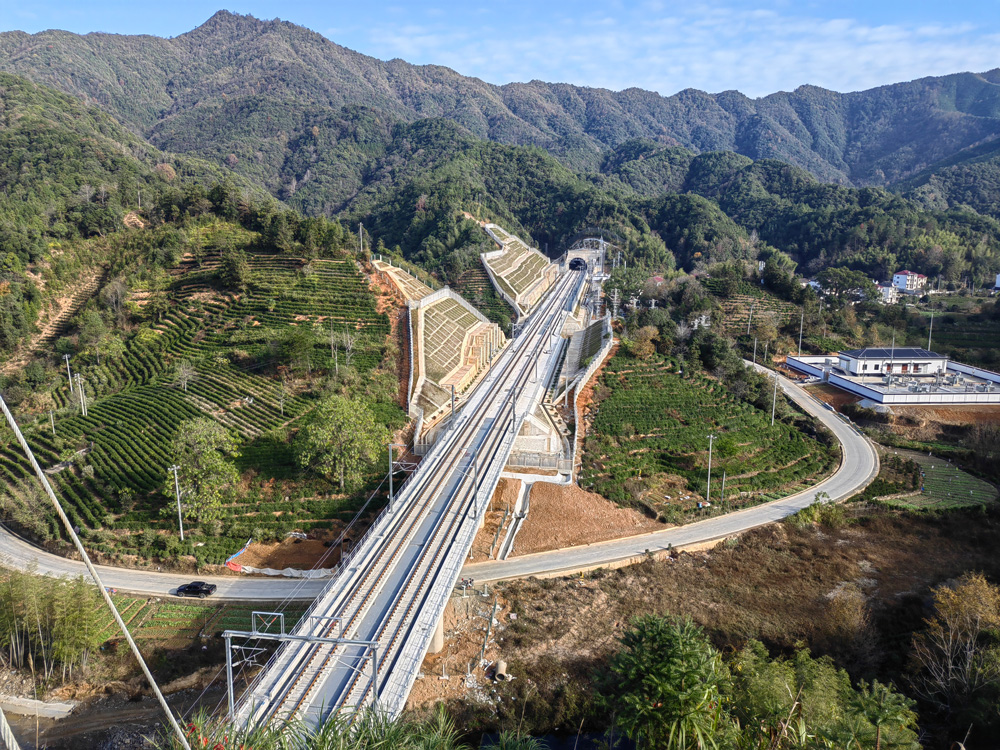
[444, 506, 1000, 735]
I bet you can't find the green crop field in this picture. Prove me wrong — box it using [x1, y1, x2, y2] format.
[96, 597, 308, 642]
[2, 223, 405, 565]
[580, 353, 839, 522]
[452, 265, 514, 327]
[881, 449, 998, 511]
[703, 279, 798, 338]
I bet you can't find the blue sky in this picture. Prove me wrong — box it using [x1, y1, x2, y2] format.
[2, 1, 998, 97]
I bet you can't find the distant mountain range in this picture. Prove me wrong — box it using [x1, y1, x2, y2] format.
[2, 10, 999, 199]
[2, 8, 1000, 303]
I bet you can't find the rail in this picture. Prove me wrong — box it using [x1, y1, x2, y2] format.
[233, 269, 581, 728]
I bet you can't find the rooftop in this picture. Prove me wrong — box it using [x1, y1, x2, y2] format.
[841, 347, 945, 359]
[894, 270, 927, 278]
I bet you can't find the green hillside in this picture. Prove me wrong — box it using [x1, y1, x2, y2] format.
[0, 211, 404, 566]
[2, 12, 1000, 189]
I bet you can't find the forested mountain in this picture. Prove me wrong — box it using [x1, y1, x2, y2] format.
[2, 11, 1000, 189]
[0, 71, 265, 351]
[2, 9, 1000, 362]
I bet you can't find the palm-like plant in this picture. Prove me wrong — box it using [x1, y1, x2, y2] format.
[481, 730, 544, 750]
[849, 681, 918, 750]
[607, 615, 729, 749]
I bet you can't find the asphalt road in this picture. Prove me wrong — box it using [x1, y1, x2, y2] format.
[465, 363, 880, 582]
[0, 364, 878, 598]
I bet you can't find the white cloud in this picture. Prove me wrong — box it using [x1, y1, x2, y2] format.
[353, 4, 1000, 97]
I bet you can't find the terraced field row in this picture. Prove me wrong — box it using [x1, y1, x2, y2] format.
[714, 292, 798, 336]
[4, 247, 397, 563]
[580, 354, 838, 516]
[452, 266, 513, 325]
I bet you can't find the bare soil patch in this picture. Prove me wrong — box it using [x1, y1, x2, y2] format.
[469, 479, 522, 561]
[805, 383, 862, 410]
[892, 404, 1000, 425]
[513, 482, 662, 556]
[236, 533, 339, 569]
[407, 593, 511, 712]
[572, 343, 619, 476]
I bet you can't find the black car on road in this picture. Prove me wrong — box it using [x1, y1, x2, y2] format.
[176, 581, 217, 598]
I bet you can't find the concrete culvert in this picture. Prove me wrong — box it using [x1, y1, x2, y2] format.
[495, 659, 509, 681]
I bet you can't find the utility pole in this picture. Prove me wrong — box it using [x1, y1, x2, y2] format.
[358, 223, 363, 254]
[169, 465, 184, 541]
[798, 310, 804, 356]
[389, 444, 405, 508]
[927, 312, 934, 351]
[746, 303, 755, 336]
[706, 434, 716, 504]
[720, 470, 727, 508]
[279, 378, 286, 418]
[49, 410, 56, 436]
[771, 371, 779, 427]
[450, 384, 456, 423]
[64, 354, 73, 394]
[75, 374, 87, 417]
[753, 337, 757, 365]
[889, 332, 896, 377]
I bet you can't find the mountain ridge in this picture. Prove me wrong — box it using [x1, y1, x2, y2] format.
[2, 10, 999, 189]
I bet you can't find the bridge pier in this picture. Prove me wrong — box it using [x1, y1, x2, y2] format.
[429, 611, 446, 654]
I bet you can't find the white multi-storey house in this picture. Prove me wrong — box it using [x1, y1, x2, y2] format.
[892, 270, 928, 294]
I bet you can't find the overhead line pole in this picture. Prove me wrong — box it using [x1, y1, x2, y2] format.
[169, 465, 184, 542]
[63, 354, 73, 394]
[74, 374, 87, 417]
[771, 371, 779, 427]
[706, 434, 716, 504]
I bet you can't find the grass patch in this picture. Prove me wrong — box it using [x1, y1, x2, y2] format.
[881, 449, 998, 510]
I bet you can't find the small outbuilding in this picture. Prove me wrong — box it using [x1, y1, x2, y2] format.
[837, 347, 949, 376]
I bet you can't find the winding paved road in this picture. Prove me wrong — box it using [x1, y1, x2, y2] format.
[0, 364, 878, 599]
[467, 363, 879, 582]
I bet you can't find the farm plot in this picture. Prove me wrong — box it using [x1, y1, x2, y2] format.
[882, 449, 998, 510]
[452, 266, 513, 326]
[580, 353, 838, 521]
[703, 279, 798, 338]
[94, 599, 308, 643]
[7, 233, 402, 564]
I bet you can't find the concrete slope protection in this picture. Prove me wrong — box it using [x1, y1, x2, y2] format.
[465, 362, 880, 582]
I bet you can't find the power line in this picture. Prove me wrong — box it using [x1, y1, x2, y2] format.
[0, 394, 191, 750]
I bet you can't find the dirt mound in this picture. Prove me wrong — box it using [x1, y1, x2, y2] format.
[237, 534, 339, 570]
[805, 383, 862, 410]
[513, 482, 662, 556]
[893, 404, 1000, 425]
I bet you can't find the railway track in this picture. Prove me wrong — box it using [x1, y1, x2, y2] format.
[237, 268, 582, 727]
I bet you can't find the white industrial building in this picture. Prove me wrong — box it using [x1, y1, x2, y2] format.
[892, 270, 928, 294]
[837, 347, 948, 376]
[787, 347, 1000, 405]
